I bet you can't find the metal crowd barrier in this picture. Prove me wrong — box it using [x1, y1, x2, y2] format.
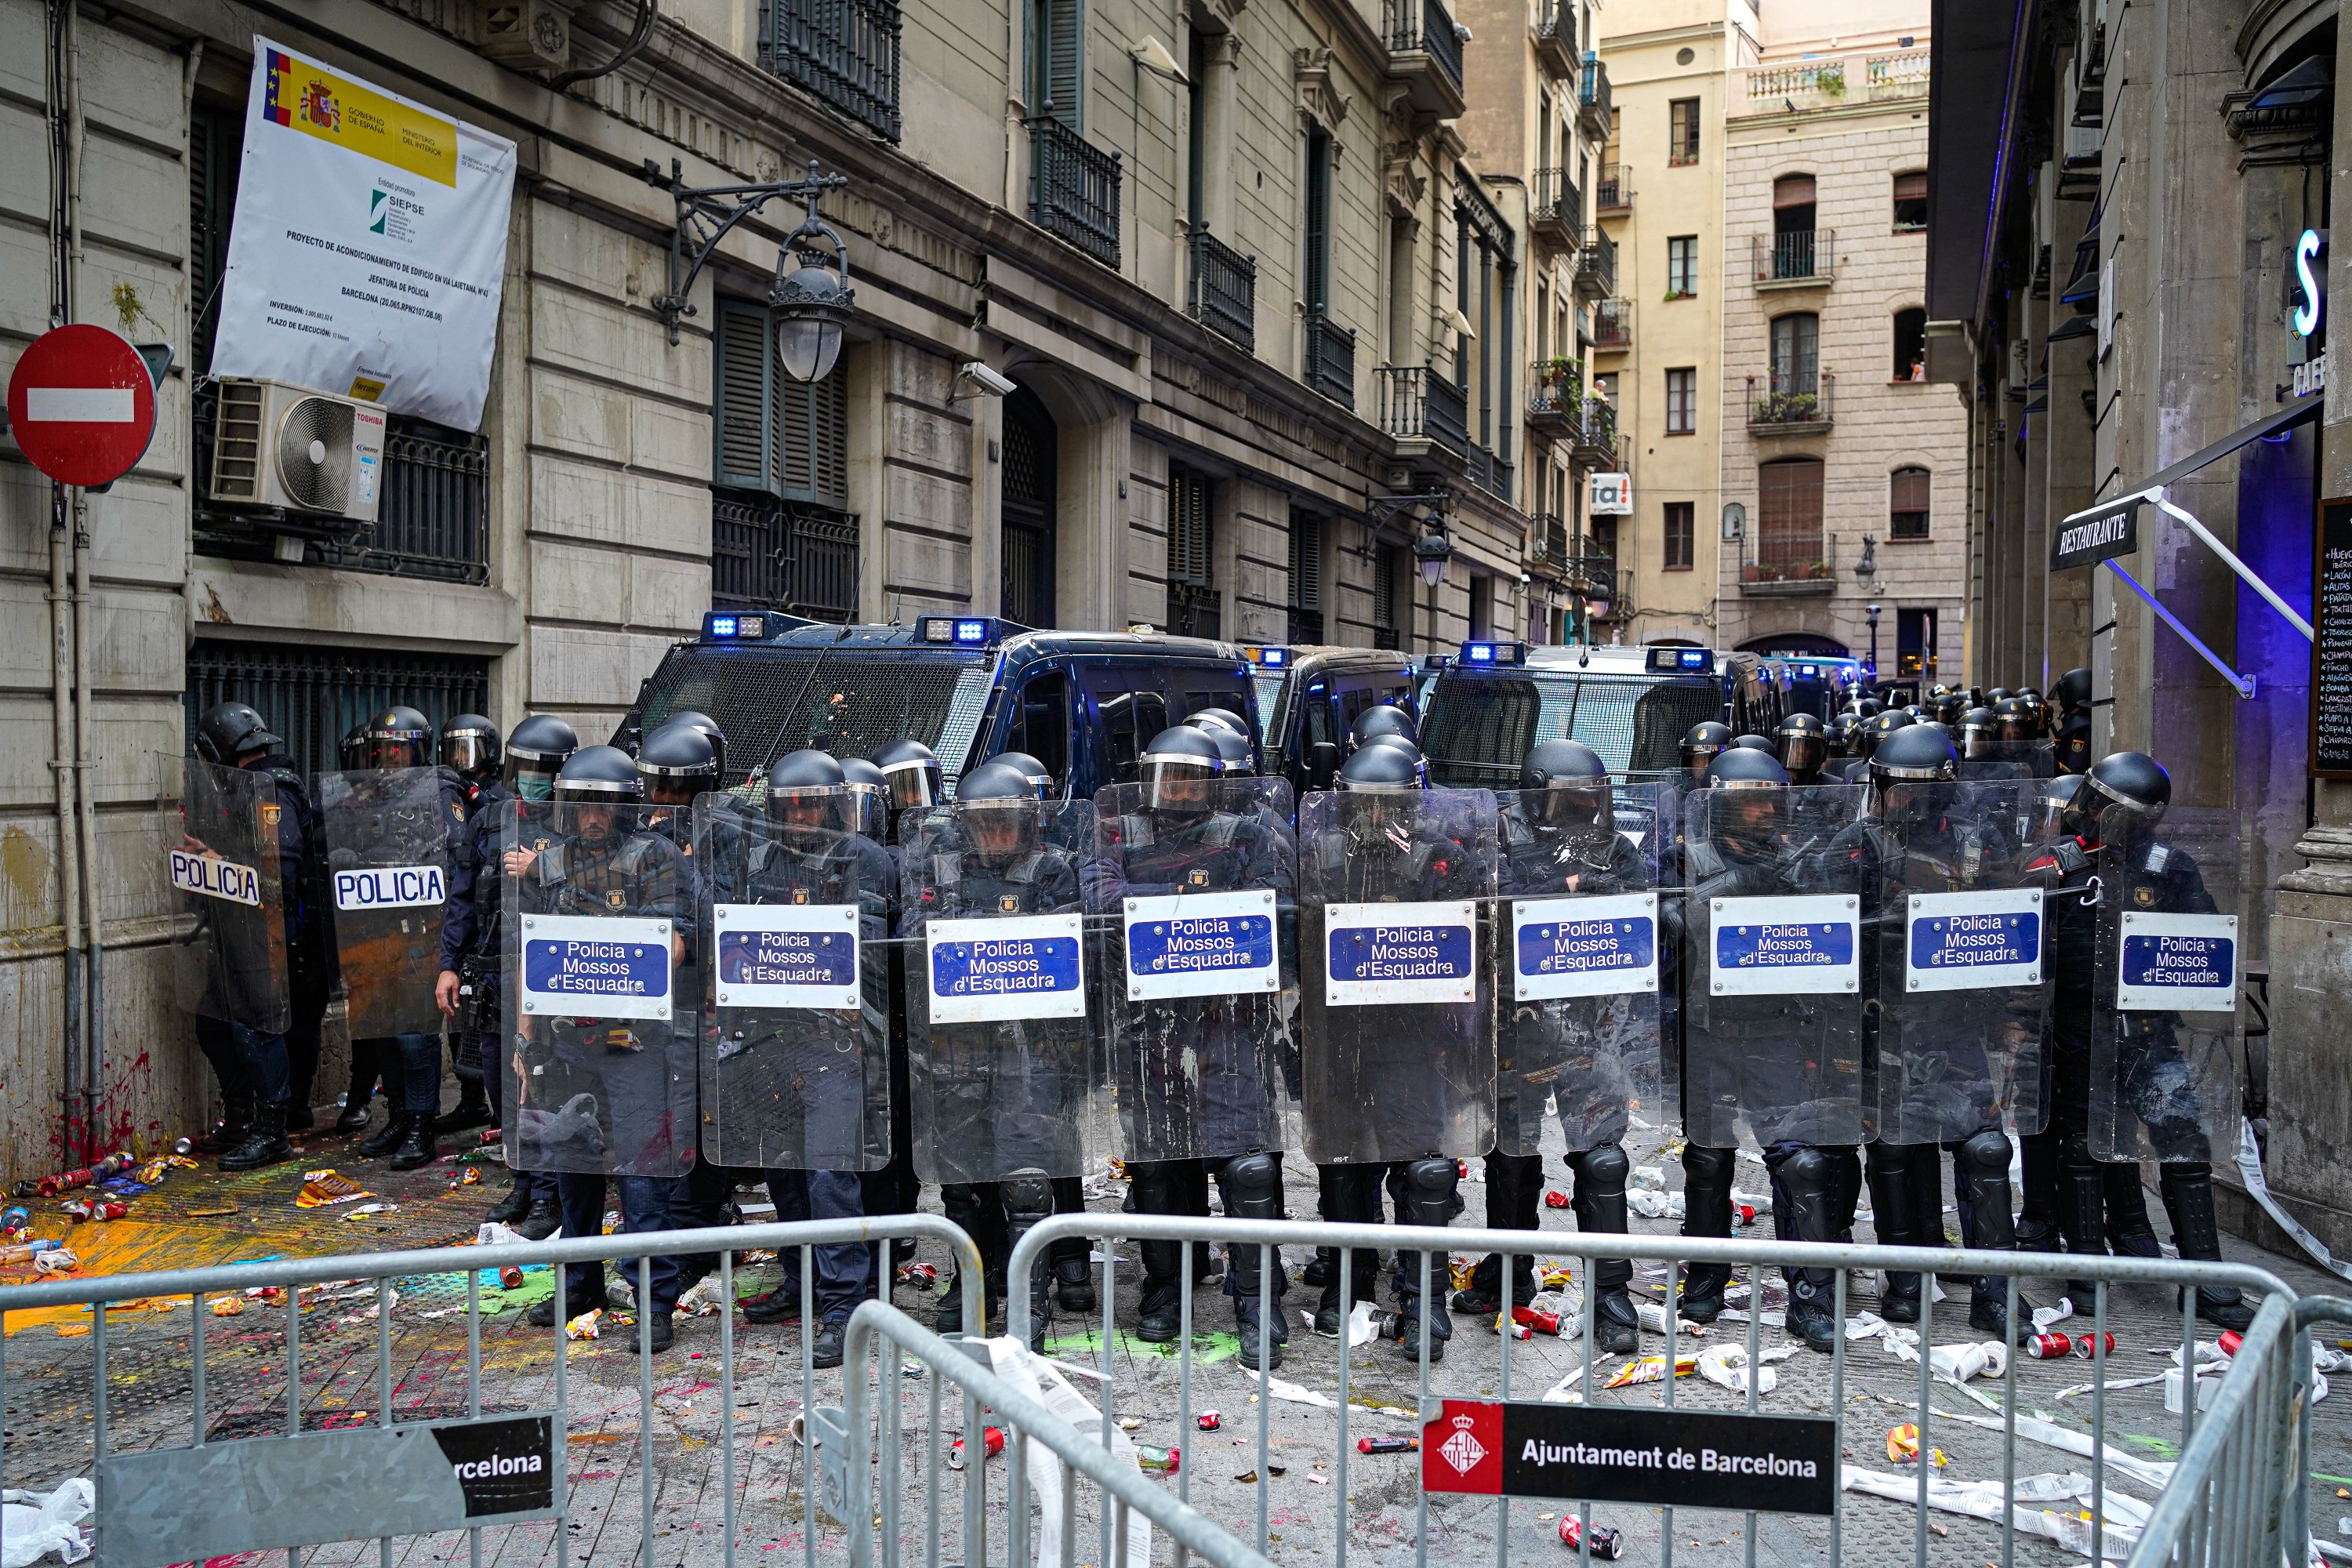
[1004, 1214, 2296, 1568]
[2123, 1288, 2299, 1568]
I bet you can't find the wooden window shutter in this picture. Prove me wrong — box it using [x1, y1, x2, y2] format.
[1304, 129, 1331, 311]
[1773, 173, 1817, 209]
[1289, 514, 1323, 610]
[1891, 466, 1930, 513]
[1038, 0, 1084, 127]
[777, 370, 850, 509]
[714, 299, 773, 492]
[1893, 171, 1928, 203]
[1167, 467, 1212, 587]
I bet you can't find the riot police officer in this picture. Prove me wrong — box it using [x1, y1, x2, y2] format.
[1680, 722, 1733, 782]
[873, 739, 943, 846]
[1461, 739, 1651, 1352]
[1096, 725, 1299, 1366]
[1994, 698, 2051, 776]
[839, 757, 890, 840]
[1349, 703, 1417, 754]
[190, 702, 332, 1171]
[1777, 713, 1830, 786]
[515, 744, 691, 1352]
[433, 714, 503, 1136]
[441, 714, 574, 1238]
[663, 710, 731, 786]
[2052, 668, 2093, 775]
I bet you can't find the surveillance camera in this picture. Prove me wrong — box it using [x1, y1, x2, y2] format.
[958, 362, 1018, 397]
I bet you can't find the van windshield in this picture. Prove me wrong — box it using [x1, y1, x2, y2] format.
[633, 646, 991, 783]
[1422, 670, 1720, 787]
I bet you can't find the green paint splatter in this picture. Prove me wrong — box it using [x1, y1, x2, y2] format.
[1043, 1329, 1244, 1367]
[2121, 1435, 2180, 1457]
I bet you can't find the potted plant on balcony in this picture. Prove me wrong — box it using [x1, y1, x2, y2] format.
[1755, 390, 1820, 424]
[1535, 358, 1582, 416]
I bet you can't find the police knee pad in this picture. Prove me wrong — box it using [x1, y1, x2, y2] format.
[1775, 1145, 1831, 1194]
[1958, 1128, 2011, 1178]
[1000, 1169, 1054, 1227]
[2058, 1132, 2100, 1171]
[1683, 1145, 1735, 1189]
[1218, 1151, 1282, 1221]
[1575, 1142, 1630, 1196]
[1129, 1163, 1177, 1215]
[1401, 1158, 1459, 1230]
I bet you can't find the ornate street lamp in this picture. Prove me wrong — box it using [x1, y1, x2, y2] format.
[644, 157, 854, 372]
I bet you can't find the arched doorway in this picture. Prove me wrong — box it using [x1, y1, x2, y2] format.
[1001, 385, 1058, 626]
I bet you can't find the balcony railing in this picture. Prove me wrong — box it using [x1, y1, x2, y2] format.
[1377, 365, 1469, 456]
[1579, 56, 1612, 129]
[1527, 512, 1571, 577]
[1385, 0, 1465, 100]
[1866, 50, 1931, 100]
[1467, 441, 1514, 503]
[711, 492, 860, 622]
[1531, 167, 1583, 245]
[1535, 2, 1577, 74]
[1303, 308, 1357, 409]
[1570, 400, 1618, 468]
[1526, 360, 1581, 438]
[1166, 580, 1222, 640]
[1746, 370, 1835, 432]
[1740, 530, 1838, 594]
[1187, 228, 1256, 352]
[1595, 162, 1629, 212]
[1753, 228, 1834, 284]
[1575, 227, 1617, 296]
[763, 0, 902, 142]
[1736, 49, 1930, 115]
[1027, 116, 1121, 269]
[1592, 297, 1632, 350]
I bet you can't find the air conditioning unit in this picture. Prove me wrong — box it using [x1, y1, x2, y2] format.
[207, 378, 387, 524]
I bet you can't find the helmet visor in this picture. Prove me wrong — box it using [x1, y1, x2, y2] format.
[444, 732, 495, 775]
[1139, 753, 1218, 813]
[842, 781, 882, 837]
[507, 757, 561, 802]
[1781, 735, 1827, 775]
[366, 735, 428, 771]
[884, 758, 942, 811]
[957, 795, 1039, 858]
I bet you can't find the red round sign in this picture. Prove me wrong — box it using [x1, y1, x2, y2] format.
[6, 323, 158, 488]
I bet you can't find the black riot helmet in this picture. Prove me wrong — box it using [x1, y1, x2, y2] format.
[1826, 711, 1859, 758]
[1206, 727, 1254, 775]
[873, 738, 944, 812]
[2053, 667, 2092, 716]
[2030, 772, 2085, 841]
[1955, 706, 2000, 761]
[339, 720, 368, 771]
[1872, 724, 1959, 826]
[504, 715, 579, 802]
[2017, 689, 2049, 736]
[1732, 733, 1776, 752]
[661, 710, 728, 786]
[1337, 739, 1428, 791]
[838, 756, 887, 839]
[1932, 691, 1966, 726]
[1350, 703, 1417, 752]
[1354, 731, 1430, 786]
[956, 759, 1044, 863]
[1985, 687, 2013, 709]
[1993, 696, 2037, 750]
[1706, 748, 1788, 789]
[766, 748, 846, 833]
[1853, 707, 1914, 764]
[1519, 738, 1610, 828]
[2067, 750, 2171, 841]
[1705, 746, 1787, 851]
[637, 721, 719, 807]
[441, 713, 500, 781]
[195, 702, 282, 768]
[1140, 725, 1222, 815]
[365, 706, 434, 771]
[1776, 713, 1828, 782]
[552, 745, 642, 847]
[1189, 708, 1250, 738]
[1681, 720, 1734, 771]
[1853, 696, 1884, 719]
[994, 750, 1055, 800]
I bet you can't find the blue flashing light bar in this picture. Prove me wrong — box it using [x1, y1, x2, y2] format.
[1646, 645, 1714, 673]
[919, 616, 995, 646]
[1459, 641, 1526, 666]
[1243, 645, 1290, 669]
[703, 612, 771, 641]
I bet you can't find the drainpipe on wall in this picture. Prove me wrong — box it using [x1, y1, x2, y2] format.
[43, 0, 86, 1164]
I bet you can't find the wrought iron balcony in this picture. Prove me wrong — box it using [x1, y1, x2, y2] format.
[1376, 365, 1469, 457]
[1595, 162, 1629, 212]
[1303, 308, 1357, 409]
[1574, 227, 1617, 299]
[1166, 580, 1222, 640]
[1746, 370, 1835, 434]
[1534, 1, 1577, 76]
[712, 491, 860, 622]
[1739, 530, 1838, 595]
[1187, 228, 1256, 352]
[762, 0, 902, 142]
[1526, 360, 1581, 438]
[1753, 228, 1835, 285]
[1467, 441, 1514, 504]
[1531, 168, 1583, 249]
[1527, 512, 1571, 577]
[1578, 56, 1612, 135]
[1569, 401, 1618, 470]
[1592, 298, 1632, 350]
[1382, 0, 1466, 116]
[1027, 116, 1121, 269]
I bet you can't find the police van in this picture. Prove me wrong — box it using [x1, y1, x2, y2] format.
[1240, 644, 1419, 797]
[618, 612, 1265, 799]
[1417, 641, 1781, 790]
[1760, 655, 1870, 720]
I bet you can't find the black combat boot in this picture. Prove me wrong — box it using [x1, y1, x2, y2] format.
[1218, 1152, 1289, 1370]
[195, 1094, 256, 1156]
[218, 1105, 293, 1173]
[1127, 1164, 1185, 1342]
[1675, 1145, 1736, 1322]
[1573, 1143, 1640, 1355]
[2159, 1163, 2256, 1332]
[1773, 1146, 1841, 1354]
[1864, 1141, 1925, 1323]
[388, 1118, 439, 1171]
[357, 1110, 412, 1160]
[1958, 1129, 2033, 1341]
[1387, 1158, 1459, 1362]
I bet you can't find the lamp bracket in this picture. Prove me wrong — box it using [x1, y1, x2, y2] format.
[644, 158, 851, 346]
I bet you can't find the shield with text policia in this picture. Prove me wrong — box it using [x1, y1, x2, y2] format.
[1298, 786, 1499, 1166]
[501, 797, 695, 1178]
[319, 766, 454, 1039]
[1087, 778, 1302, 1164]
[171, 757, 292, 1033]
[898, 799, 1104, 1185]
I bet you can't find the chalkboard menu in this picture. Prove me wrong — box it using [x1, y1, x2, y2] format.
[2313, 496, 2352, 777]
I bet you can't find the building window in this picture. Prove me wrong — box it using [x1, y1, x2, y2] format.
[1756, 456, 1826, 575]
[1893, 307, 1927, 381]
[1893, 170, 1928, 231]
[1665, 367, 1697, 434]
[1002, 386, 1058, 626]
[1372, 543, 1406, 650]
[1663, 501, 1695, 570]
[1668, 97, 1700, 165]
[714, 299, 851, 508]
[1667, 235, 1697, 297]
[186, 640, 489, 777]
[1890, 466, 1931, 539]
[1288, 510, 1325, 644]
[1028, 0, 1083, 127]
[1896, 607, 1937, 677]
[1166, 464, 1219, 638]
[1769, 311, 1820, 395]
[1304, 125, 1334, 312]
[1468, 573, 1494, 641]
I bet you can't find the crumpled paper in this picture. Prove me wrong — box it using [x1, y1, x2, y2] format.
[0, 1478, 93, 1566]
[1696, 1341, 1792, 1396]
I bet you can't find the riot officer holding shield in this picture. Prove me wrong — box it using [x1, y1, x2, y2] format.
[1461, 741, 1657, 1355]
[431, 714, 503, 1136]
[873, 739, 944, 846]
[2052, 670, 2093, 775]
[1994, 699, 2054, 778]
[1777, 714, 1829, 786]
[1093, 726, 1300, 1367]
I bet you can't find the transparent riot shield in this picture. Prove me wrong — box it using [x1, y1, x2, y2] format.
[695, 790, 890, 1171]
[1651, 773, 1702, 1121]
[500, 797, 696, 1177]
[1087, 779, 1301, 1163]
[1494, 782, 1664, 1156]
[1870, 779, 2050, 1145]
[171, 757, 290, 1032]
[318, 767, 452, 1038]
[898, 800, 1102, 1185]
[1298, 786, 1499, 1166]
[2090, 804, 2242, 1164]
[1681, 782, 1868, 1149]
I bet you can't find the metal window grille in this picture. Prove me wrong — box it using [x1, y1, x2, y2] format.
[760, 0, 902, 141]
[184, 640, 490, 775]
[188, 103, 240, 375]
[710, 490, 860, 622]
[1302, 309, 1356, 408]
[1026, 115, 1121, 269]
[1186, 229, 1257, 351]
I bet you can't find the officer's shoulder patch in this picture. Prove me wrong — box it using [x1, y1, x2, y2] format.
[608, 889, 626, 909]
[260, 802, 281, 829]
[999, 893, 1019, 913]
[451, 800, 467, 825]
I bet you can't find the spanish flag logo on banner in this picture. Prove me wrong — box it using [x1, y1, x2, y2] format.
[260, 45, 458, 187]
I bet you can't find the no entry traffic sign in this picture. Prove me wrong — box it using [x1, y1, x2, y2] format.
[6, 323, 159, 487]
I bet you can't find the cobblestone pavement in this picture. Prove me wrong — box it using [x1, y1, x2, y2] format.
[0, 1109, 2339, 1566]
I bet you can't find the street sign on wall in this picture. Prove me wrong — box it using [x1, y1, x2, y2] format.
[5, 323, 159, 487]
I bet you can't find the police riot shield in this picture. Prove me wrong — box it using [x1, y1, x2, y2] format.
[2089, 805, 2242, 1165]
[899, 800, 1102, 1185]
[1087, 779, 1301, 1164]
[1298, 787, 1499, 1166]
[500, 797, 697, 1177]
[171, 757, 290, 1032]
[1494, 783, 1664, 1156]
[1870, 779, 2050, 1145]
[1651, 773, 1701, 1119]
[694, 791, 890, 1171]
[1681, 782, 1869, 1149]
[318, 767, 453, 1038]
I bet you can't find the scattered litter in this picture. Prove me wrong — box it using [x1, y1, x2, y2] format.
[339, 1203, 397, 1222]
[1116, 1417, 1142, 1432]
[2162, 1368, 2220, 1415]
[1540, 1360, 1592, 1404]
[565, 1308, 603, 1341]
[1842, 1466, 2140, 1559]
[0, 1475, 93, 1566]
[946, 1427, 1004, 1469]
[897, 1262, 939, 1288]
[1886, 1424, 1946, 1467]
[295, 1171, 373, 1208]
[1846, 1312, 1891, 1342]
[475, 1221, 526, 1247]
[675, 1277, 728, 1318]
[1626, 1189, 1685, 1220]
[1929, 1342, 2010, 1384]
[1933, 1408, 2176, 1490]
[2034, 1298, 2076, 1331]
[1088, 1250, 1130, 1265]
[1539, 1263, 1575, 1290]
[1513, 1304, 1571, 1338]
[209, 1297, 242, 1318]
[1306, 1473, 1331, 1486]
[1636, 1301, 1702, 1337]
[184, 1204, 238, 1218]
[1604, 1353, 1697, 1389]
[1259, 1375, 1335, 1410]
[1357, 1436, 1417, 1455]
[1556, 1515, 1623, 1559]
[1196, 1411, 1221, 1432]
[1134, 1446, 1177, 1475]
[31, 1251, 76, 1277]
[1697, 1343, 1791, 1396]
[1544, 1191, 1571, 1210]
[2025, 1333, 2078, 1360]
[1628, 1166, 1666, 1191]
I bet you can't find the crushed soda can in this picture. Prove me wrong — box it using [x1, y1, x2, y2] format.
[1196, 1410, 1222, 1432]
[1135, 1444, 1179, 1475]
[896, 1261, 939, 1287]
[58, 1200, 91, 1223]
[1513, 1305, 1564, 1337]
[1, 1207, 28, 1235]
[172, 1137, 194, 1157]
[499, 1265, 524, 1290]
[1358, 1436, 1417, 1454]
[946, 1426, 1004, 1469]
[92, 1201, 127, 1221]
[2074, 1333, 2117, 1359]
[1543, 1190, 1572, 1210]
[2217, 1330, 2242, 1357]
[1556, 1515, 1624, 1559]
[1734, 1203, 1759, 1227]
[2022, 1332, 2074, 1360]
